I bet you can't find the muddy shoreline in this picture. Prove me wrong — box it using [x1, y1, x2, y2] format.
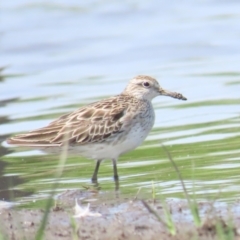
[1, 190, 240, 240]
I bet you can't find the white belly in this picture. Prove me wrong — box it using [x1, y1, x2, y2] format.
[67, 120, 153, 160]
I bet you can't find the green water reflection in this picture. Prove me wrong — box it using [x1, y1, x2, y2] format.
[2, 110, 240, 207]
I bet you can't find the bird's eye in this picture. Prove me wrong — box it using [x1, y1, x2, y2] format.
[143, 82, 150, 87]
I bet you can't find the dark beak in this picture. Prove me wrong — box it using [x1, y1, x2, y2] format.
[159, 88, 187, 100]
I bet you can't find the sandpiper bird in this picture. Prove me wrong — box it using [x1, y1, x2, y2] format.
[7, 75, 187, 182]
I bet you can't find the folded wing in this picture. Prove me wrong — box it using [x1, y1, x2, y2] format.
[7, 96, 128, 147]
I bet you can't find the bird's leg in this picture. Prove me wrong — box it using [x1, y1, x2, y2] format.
[115, 178, 119, 191]
[112, 159, 119, 191]
[112, 158, 119, 181]
[91, 160, 101, 183]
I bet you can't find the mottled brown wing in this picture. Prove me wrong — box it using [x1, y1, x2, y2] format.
[7, 96, 129, 146]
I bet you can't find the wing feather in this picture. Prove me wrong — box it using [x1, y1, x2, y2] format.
[7, 96, 133, 146]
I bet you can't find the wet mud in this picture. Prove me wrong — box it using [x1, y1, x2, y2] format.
[1, 190, 240, 240]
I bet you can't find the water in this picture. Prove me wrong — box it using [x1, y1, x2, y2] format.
[1, 0, 240, 206]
